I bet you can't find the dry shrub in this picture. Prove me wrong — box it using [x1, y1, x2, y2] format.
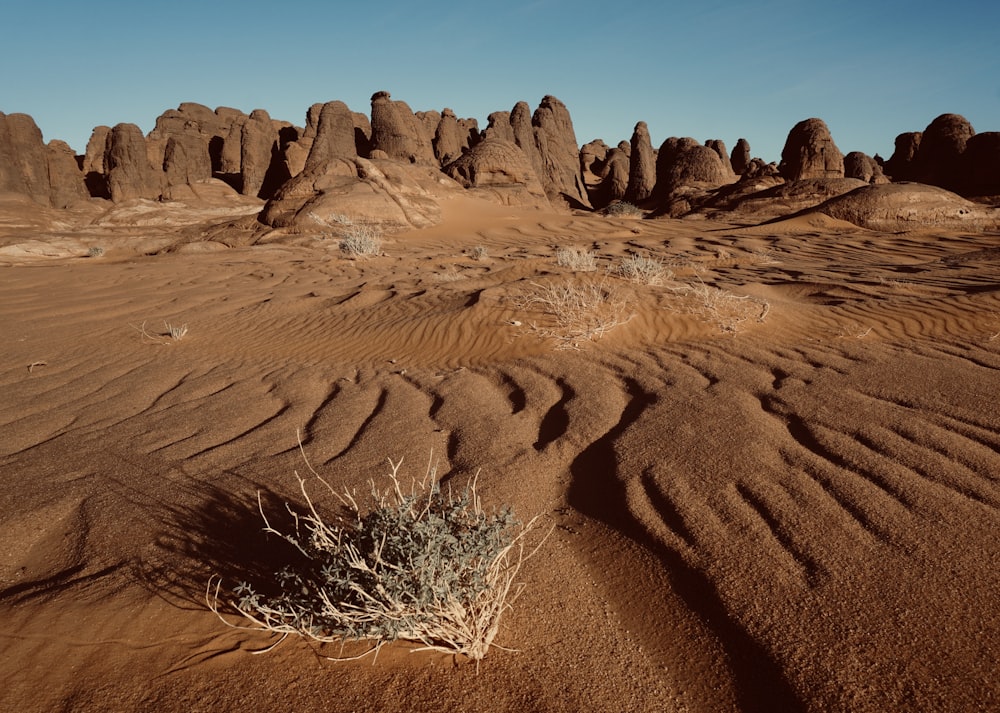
[209, 451, 540, 664]
[614, 253, 671, 286]
[513, 277, 631, 349]
[340, 225, 383, 257]
[601, 201, 642, 217]
[555, 247, 598, 272]
[670, 278, 770, 333]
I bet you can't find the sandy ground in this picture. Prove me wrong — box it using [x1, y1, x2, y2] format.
[1, 193, 999, 712]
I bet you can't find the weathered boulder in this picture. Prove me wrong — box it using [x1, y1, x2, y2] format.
[483, 111, 515, 143]
[911, 113, 974, 191]
[580, 139, 609, 181]
[443, 138, 548, 206]
[45, 140, 88, 208]
[779, 118, 844, 181]
[260, 156, 463, 233]
[0, 112, 51, 203]
[509, 101, 544, 180]
[655, 137, 731, 195]
[731, 138, 751, 175]
[962, 132, 1000, 196]
[816, 182, 999, 231]
[705, 139, 734, 175]
[433, 108, 467, 166]
[843, 151, 887, 184]
[625, 121, 656, 204]
[531, 95, 590, 208]
[304, 101, 358, 171]
[369, 91, 436, 164]
[595, 143, 630, 207]
[884, 131, 921, 181]
[105, 123, 161, 202]
[163, 134, 212, 190]
[240, 109, 287, 198]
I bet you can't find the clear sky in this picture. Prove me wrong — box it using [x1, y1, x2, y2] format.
[2, 0, 997, 163]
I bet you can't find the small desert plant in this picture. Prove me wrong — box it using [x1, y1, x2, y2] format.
[670, 277, 769, 333]
[469, 245, 489, 260]
[87, 246, 105, 258]
[555, 247, 598, 272]
[208, 452, 539, 663]
[132, 320, 188, 344]
[340, 225, 383, 257]
[614, 253, 671, 286]
[601, 201, 642, 217]
[513, 278, 631, 348]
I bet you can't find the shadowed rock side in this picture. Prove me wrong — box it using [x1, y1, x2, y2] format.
[910, 113, 974, 191]
[625, 121, 656, 204]
[433, 109, 468, 166]
[963, 132, 1000, 197]
[240, 109, 290, 199]
[883, 131, 921, 181]
[779, 118, 845, 181]
[482, 111, 515, 143]
[369, 91, 437, 165]
[731, 138, 751, 175]
[46, 140, 89, 208]
[580, 139, 609, 185]
[814, 182, 1000, 231]
[442, 138, 549, 207]
[595, 142, 631, 208]
[650, 137, 735, 216]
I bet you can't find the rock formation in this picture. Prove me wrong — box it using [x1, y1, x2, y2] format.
[884, 132, 921, 181]
[655, 137, 731, 195]
[530, 96, 590, 208]
[240, 109, 288, 199]
[104, 123, 161, 202]
[593, 142, 630, 208]
[625, 122, 656, 204]
[843, 151, 887, 184]
[433, 109, 467, 166]
[731, 138, 751, 175]
[482, 111, 515, 143]
[46, 140, 89, 208]
[369, 91, 436, 165]
[910, 113, 974, 191]
[580, 139, 609, 180]
[962, 132, 1000, 196]
[705, 140, 734, 176]
[0, 112, 52, 203]
[779, 118, 844, 181]
[443, 138, 548, 206]
[816, 182, 999, 231]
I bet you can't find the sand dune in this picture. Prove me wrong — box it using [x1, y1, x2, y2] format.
[2, 196, 999, 712]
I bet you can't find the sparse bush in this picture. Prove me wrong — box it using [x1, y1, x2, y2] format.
[513, 278, 631, 348]
[340, 225, 383, 257]
[165, 322, 188, 341]
[87, 246, 104, 258]
[601, 201, 642, 217]
[614, 253, 671, 286]
[469, 245, 489, 260]
[555, 247, 598, 272]
[670, 277, 769, 333]
[209, 454, 539, 663]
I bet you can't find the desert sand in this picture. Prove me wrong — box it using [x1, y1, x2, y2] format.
[1, 192, 999, 713]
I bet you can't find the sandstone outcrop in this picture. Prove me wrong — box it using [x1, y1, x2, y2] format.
[433, 109, 467, 166]
[163, 134, 212, 191]
[580, 139, 609, 181]
[240, 109, 288, 199]
[655, 137, 731, 195]
[962, 132, 1000, 196]
[731, 138, 751, 175]
[46, 140, 89, 208]
[705, 139, 734, 176]
[816, 182, 999, 231]
[625, 122, 656, 204]
[530, 95, 590, 208]
[105, 123, 161, 202]
[779, 118, 844, 181]
[910, 113, 974, 191]
[443, 138, 548, 206]
[884, 132, 921, 181]
[843, 151, 887, 184]
[483, 111, 515, 143]
[369, 91, 436, 164]
[0, 112, 51, 203]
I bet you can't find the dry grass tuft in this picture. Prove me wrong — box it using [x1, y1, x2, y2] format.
[340, 225, 383, 257]
[555, 247, 598, 272]
[512, 277, 631, 349]
[614, 253, 671, 286]
[668, 278, 770, 334]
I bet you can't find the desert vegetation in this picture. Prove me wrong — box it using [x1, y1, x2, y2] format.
[209, 452, 539, 663]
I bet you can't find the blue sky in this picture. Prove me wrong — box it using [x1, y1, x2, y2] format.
[2, 0, 997, 163]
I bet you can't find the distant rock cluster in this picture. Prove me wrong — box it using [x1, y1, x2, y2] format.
[1, 94, 998, 232]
